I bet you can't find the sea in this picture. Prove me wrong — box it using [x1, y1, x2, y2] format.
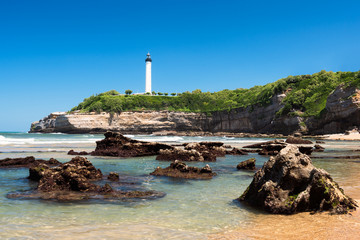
[0, 132, 359, 240]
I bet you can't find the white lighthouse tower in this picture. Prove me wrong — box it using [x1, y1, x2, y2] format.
[145, 52, 152, 93]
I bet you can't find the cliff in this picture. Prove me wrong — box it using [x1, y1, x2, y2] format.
[30, 111, 209, 134]
[30, 85, 360, 135]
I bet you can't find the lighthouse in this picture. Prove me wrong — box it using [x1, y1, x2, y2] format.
[145, 52, 152, 93]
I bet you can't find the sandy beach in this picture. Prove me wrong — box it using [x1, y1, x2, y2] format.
[322, 130, 360, 141]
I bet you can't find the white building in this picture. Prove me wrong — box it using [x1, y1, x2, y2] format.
[145, 52, 152, 93]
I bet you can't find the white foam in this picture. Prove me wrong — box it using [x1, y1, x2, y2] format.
[0, 135, 101, 146]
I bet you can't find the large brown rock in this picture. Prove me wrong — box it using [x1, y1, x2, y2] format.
[239, 145, 357, 214]
[91, 131, 174, 157]
[150, 160, 217, 179]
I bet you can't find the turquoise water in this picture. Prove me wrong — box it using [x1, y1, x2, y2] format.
[0, 132, 359, 239]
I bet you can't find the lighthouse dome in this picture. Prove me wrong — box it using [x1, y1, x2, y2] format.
[145, 52, 152, 62]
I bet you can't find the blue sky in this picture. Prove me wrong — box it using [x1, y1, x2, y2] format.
[1, 0, 360, 131]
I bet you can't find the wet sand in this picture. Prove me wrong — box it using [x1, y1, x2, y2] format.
[210, 161, 360, 240]
[324, 131, 360, 141]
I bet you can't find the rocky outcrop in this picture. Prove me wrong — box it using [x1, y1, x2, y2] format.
[226, 147, 248, 155]
[183, 142, 226, 157]
[156, 148, 213, 161]
[91, 132, 173, 157]
[243, 139, 314, 156]
[150, 160, 217, 179]
[68, 150, 89, 155]
[0, 156, 60, 168]
[9, 156, 165, 201]
[307, 85, 360, 134]
[236, 158, 256, 170]
[285, 136, 313, 144]
[156, 141, 227, 161]
[30, 111, 209, 134]
[239, 145, 358, 214]
[30, 85, 360, 135]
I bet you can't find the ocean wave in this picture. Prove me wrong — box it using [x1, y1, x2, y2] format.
[0, 135, 101, 145]
[135, 136, 184, 142]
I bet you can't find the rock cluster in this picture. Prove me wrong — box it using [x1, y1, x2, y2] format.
[8, 156, 164, 201]
[156, 142, 227, 162]
[239, 145, 357, 214]
[236, 158, 256, 170]
[285, 136, 313, 144]
[68, 150, 89, 155]
[150, 160, 217, 179]
[243, 139, 314, 156]
[0, 156, 60, 168]
[91, 131, 174, 157]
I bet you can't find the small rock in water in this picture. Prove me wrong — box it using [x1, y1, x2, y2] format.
[150, 161, 217, 179]
[236, 158, 256, 170]
[107, 172, 120, 181]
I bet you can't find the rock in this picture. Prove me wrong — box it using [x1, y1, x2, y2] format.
[30, 111, 208, 134]
[236, 158, 256, 170]
[316, 140, 325, 144]
[259, 143, 287, 156]
[108, 172, 120, 181]
[243, 139, 313, 156]
[156, 148, 209, 161]
[239, 145, 357, 214]
[91, 131, 174, 157]
[150, 160, 217, 179]
[243, 140, 285, 149]
[18, 156, 165, 201]
[0, 156, 61, 168]
[226, 147, 248, 155]
[183, 142, 226, 157]
[306, 85, 360, 134]
[314, 144, 325, 152]
[285, 136, 313, 144]
[68, 150, 89, 155]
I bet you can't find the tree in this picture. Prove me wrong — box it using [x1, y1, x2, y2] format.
[171, 93, 176, 96]
[158, 92, 163, 96]
[125, 90, 133, 95]
[152, 91, 156, 95]
[145, 92, 151, 95]
[164, 93, 168, 96]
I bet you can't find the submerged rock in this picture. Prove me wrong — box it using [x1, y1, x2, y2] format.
[150, 160, 217, 179]
[285, 136, 313, 144]
[91, 131, 174, 157]
[314, 144, 325, 152]
[226, 147, 248, 155]
[0, 156, 60, 168]
[243, 139, 314, 156]
[68, 150, 89, 155]
[108, 172, 120, 181]
[238, 145, 357, 214]
[10, 156, 165, 201]
[236, 158, 256, 170]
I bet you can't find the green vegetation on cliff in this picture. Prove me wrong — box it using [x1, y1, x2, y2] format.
[71, 70, 360, 117]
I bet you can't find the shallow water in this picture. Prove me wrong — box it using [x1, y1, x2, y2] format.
[0, 133, 359, 239]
